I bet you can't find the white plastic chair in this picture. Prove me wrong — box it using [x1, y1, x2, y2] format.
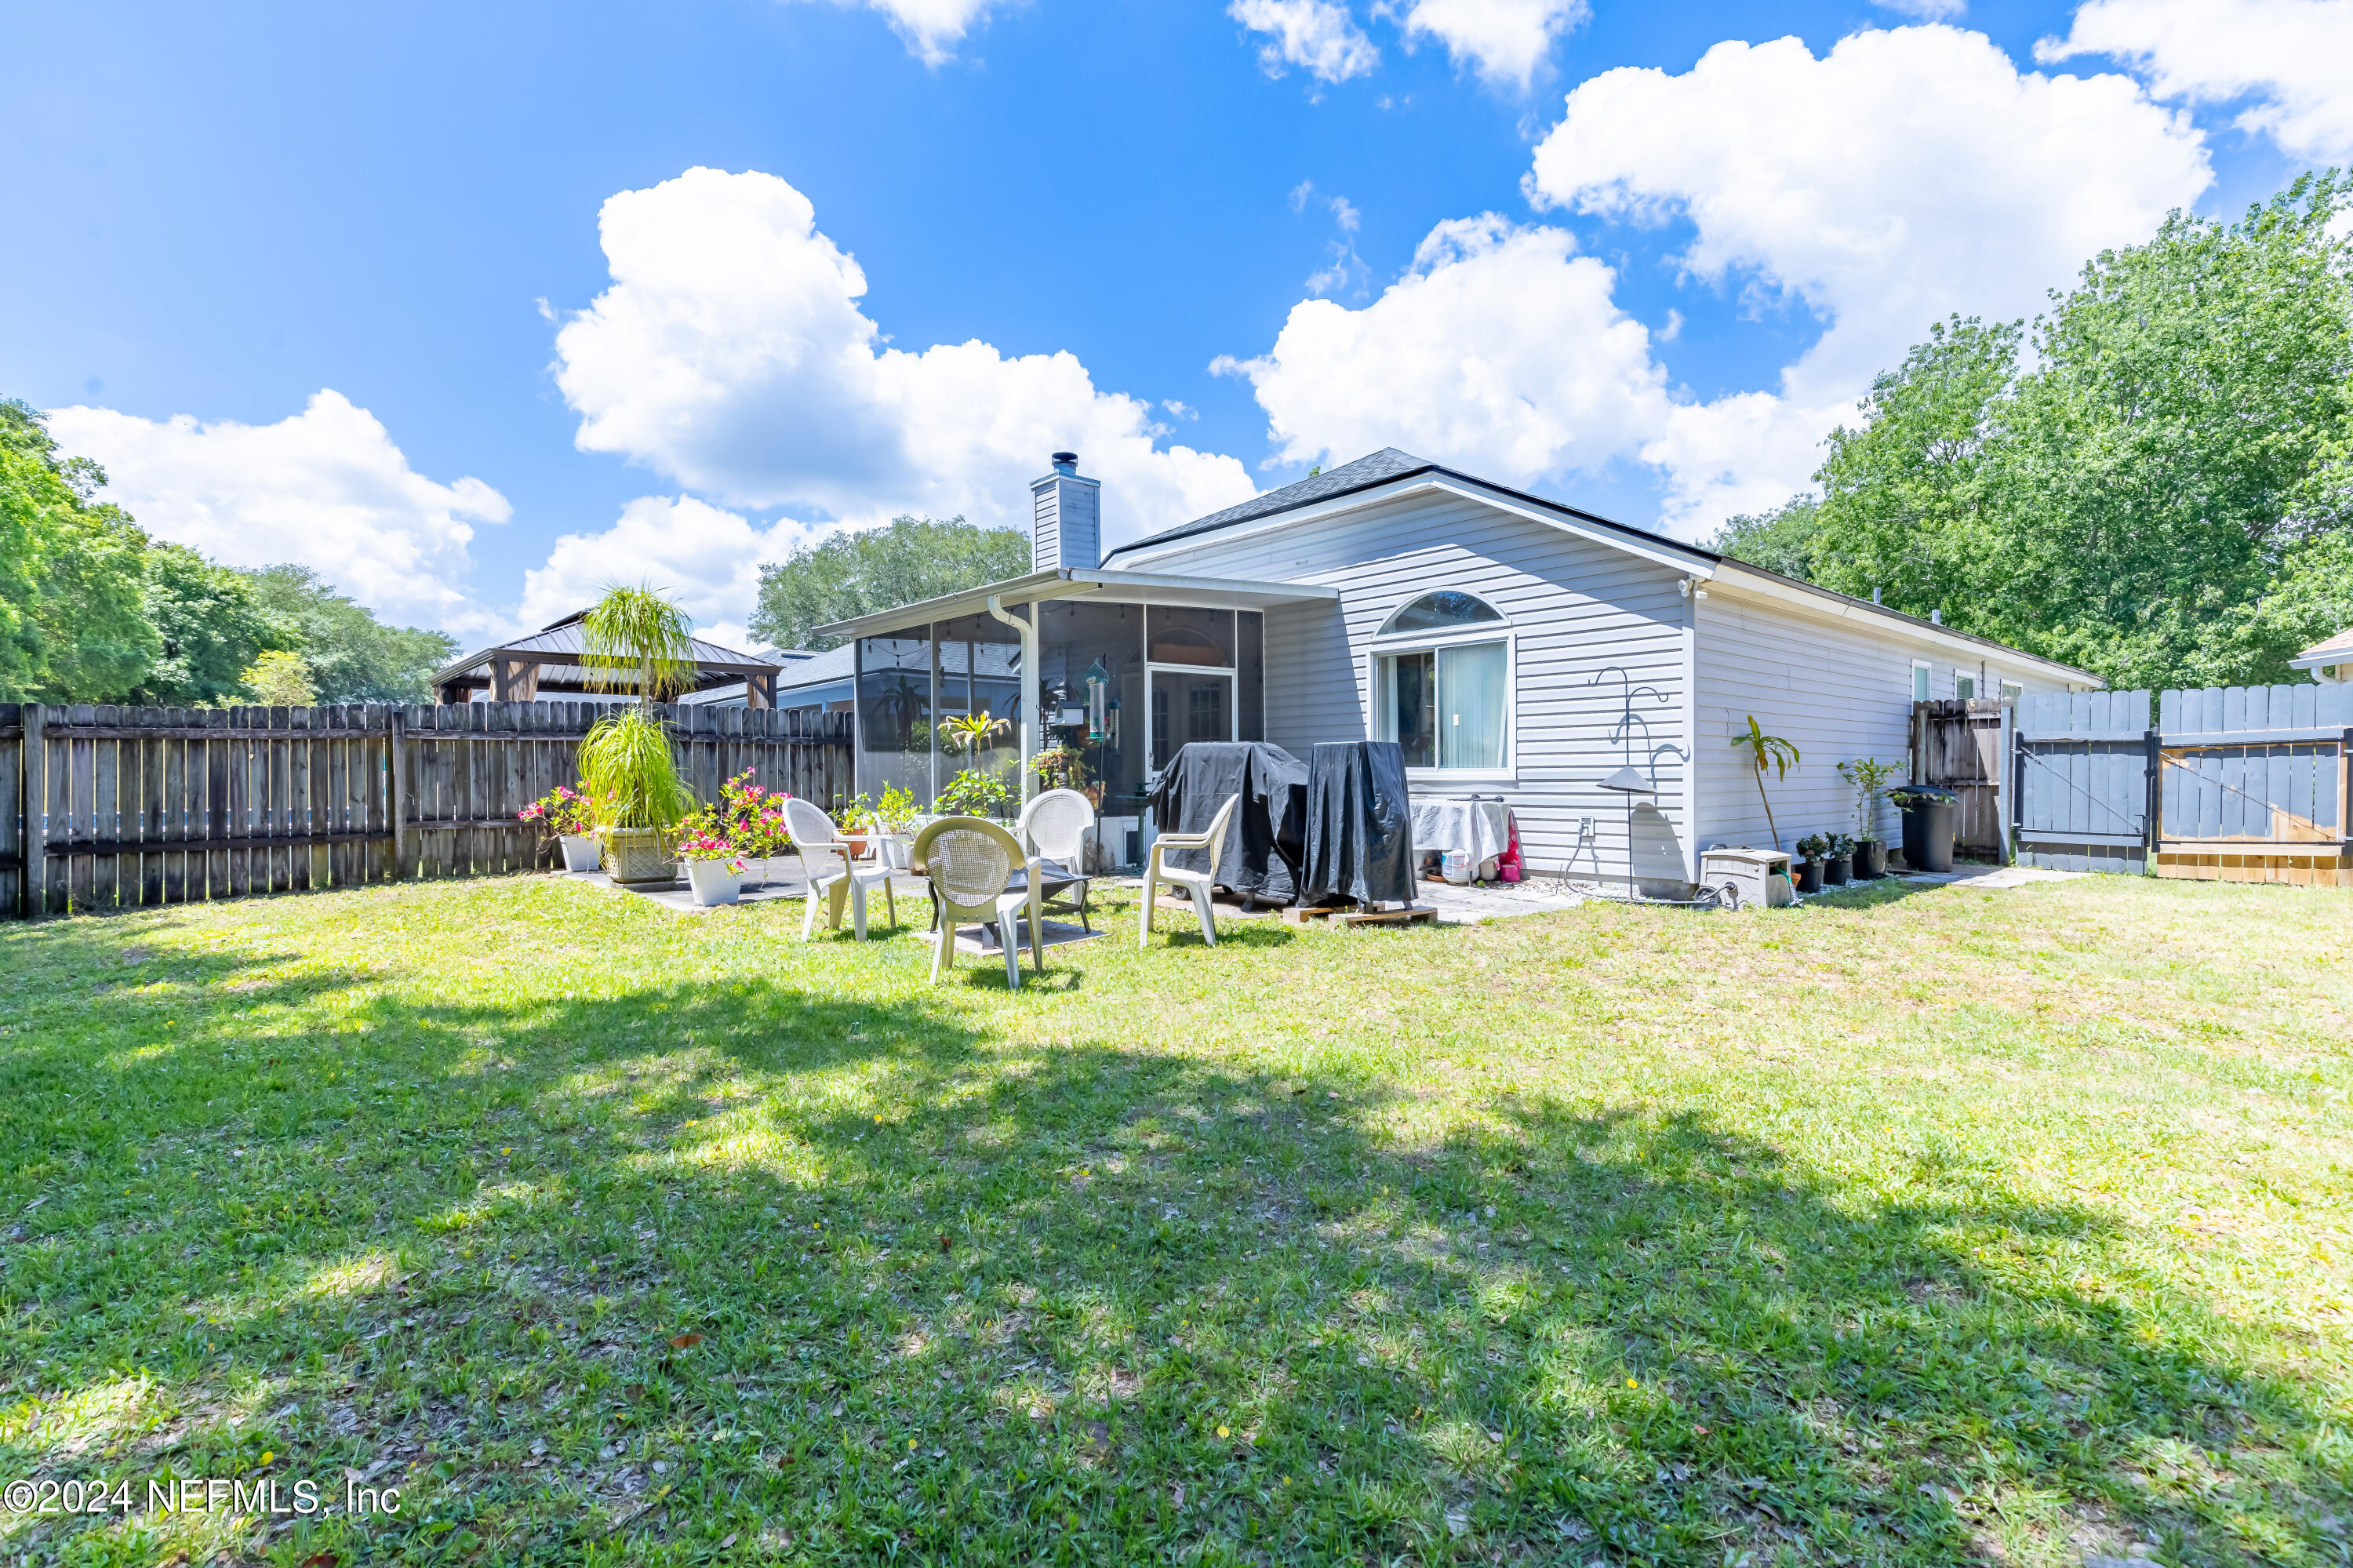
[911, 817, 1044, 988]
[1017, 787, 1096, 932]
[1138, 792, 1241, 950]
[785, 798, 896, 940]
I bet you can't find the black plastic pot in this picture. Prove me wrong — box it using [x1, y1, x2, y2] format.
[1851, 839, 1886, 879]
[1794, 858, 1824, 893]
[1824, 854, 1852, 886]
[1895, 789, 1958, 874]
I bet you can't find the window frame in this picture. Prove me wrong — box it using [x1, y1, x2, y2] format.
[1366, 590, 1516, 781]
[1953, 670, 1977, 701]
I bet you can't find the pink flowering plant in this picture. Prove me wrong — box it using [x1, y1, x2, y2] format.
[717, 768, 794, 860]
[517, 784, 598, 840]
[671, 804, 746, 871]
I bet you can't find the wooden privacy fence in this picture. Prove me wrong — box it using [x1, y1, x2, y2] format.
[2014, 683, 2351, 884]
[0, 702, 853, 920]
[1911, 698, 2011, 858]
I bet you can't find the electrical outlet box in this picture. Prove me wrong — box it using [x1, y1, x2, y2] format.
[1577, 817, 1595, 837]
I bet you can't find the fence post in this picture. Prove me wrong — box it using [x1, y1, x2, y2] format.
[390, 708, 407, 881]
[21, 704, 45, 922]
[2143, 724, 2162, 875]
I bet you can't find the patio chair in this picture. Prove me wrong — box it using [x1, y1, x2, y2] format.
[1016, 787, 1096, 932]
[910, 817, 1045, 988]
[784, 797, 896, 940]
[1138, 791, 1241, 950]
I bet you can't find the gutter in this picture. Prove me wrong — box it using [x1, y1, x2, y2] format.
[984, 595, 1040, 806]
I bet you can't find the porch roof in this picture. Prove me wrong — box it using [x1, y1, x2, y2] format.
[2290, 627, 2353, 671]
[811, 566, 1338, 642]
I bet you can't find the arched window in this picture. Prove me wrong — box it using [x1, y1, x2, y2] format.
[1370, 589, 1512, 773]
[1380, 590, 1505, 636]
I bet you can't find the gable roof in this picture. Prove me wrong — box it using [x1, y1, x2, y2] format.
[1102, 447, 1715, 573]
[1101, 449, 2101, 686]
[1114, 448, 1436, 558]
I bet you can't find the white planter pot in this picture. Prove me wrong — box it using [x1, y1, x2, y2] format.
[559, 835, 602, 873]
[877, 835, 911, 870]
[686, 860, 741, 907]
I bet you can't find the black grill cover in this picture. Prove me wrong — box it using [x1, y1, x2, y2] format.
[1302, 740, 1415, 905]
[1143, 742, 1308, 901]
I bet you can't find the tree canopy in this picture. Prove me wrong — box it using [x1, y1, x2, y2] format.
[1, 397, 460, 705]
[751, 515, 1032, 652]
[1714, 173, 2353, 692]
[241, 565, 457, 704]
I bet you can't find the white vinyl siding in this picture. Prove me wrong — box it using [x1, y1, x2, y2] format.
[1144, 489, 1690, 885]
[1697, 584, 2072, 851]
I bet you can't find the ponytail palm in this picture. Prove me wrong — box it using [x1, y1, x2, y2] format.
[584, 585, 696, 703]
[580, 708, 693, 831]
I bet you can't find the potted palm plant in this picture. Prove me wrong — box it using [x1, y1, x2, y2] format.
[577, 586, 697, 886]
[1793, 833, 1828, 893]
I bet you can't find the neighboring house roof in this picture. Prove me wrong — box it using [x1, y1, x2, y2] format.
[2291, 628, 2353, 671]
[435, 610, 779, 697]
[1102, 448, 2101, 686]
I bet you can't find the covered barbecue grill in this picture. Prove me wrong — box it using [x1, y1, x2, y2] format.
[1142, 742, 1308, 904]
[1301, 740, 1416, 907]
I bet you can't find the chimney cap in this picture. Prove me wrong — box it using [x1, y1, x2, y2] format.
[1051, 450, 1078, 469]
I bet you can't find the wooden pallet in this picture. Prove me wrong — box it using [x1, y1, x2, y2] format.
[1280, 903, 1438, 929]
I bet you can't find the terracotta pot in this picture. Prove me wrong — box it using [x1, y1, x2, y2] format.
[602, 827, 676, 886]
[842, 830, 870, 859]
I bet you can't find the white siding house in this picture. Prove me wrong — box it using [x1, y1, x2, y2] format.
[817, 448, 2098, 890]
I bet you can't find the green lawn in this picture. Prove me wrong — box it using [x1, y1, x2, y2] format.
[2, 871, 2350, 1566]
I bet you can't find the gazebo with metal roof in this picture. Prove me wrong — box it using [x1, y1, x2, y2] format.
[432, 611, 787, 706]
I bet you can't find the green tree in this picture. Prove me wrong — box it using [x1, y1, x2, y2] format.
[240, 648, 318, 706]
[241, 565, 458, 703]
[1713, 496, 1826, 581]
[0, 399, 158, 701]
[1739, 173, 2353, 692]
[133, 544, 276, 706]
[751, 515, 1031, 652]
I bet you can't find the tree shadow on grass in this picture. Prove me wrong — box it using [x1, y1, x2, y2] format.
[0, 922, 2342, 1566]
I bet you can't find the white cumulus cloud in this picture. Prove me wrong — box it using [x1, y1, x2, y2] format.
[1525, 24, 2213, 529]
[516, 495, 820, 655]
[788, 0, 1007, 64]
[1377, 0, 1588, 91]
[2038, 0, 2353, 164]
[1230, 0, 1380, 84]
[1214, 213, 1670, 483]
[552, 166, 1256, 551]
[47, 390, 511, 634]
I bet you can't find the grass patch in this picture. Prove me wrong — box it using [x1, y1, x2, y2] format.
[2, 871, 2351, 1564]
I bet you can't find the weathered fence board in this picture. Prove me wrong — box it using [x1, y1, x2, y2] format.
[1, 701, 853, 919]
[1911, 698, 2009, 858]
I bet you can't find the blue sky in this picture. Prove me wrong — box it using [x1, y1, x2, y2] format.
[4, 0, 2344, 649]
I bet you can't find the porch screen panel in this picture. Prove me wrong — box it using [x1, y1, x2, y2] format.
[1038, 601, 1146, 815]
[855, 633, 933, 809]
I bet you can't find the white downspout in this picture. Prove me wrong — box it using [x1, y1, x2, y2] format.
[985, 595, 1039, 806]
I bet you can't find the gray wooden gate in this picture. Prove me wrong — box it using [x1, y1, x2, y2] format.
[2015, 685, 2351, 883]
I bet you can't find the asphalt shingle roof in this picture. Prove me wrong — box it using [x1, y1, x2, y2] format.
[1103, 448, 1436, 562]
